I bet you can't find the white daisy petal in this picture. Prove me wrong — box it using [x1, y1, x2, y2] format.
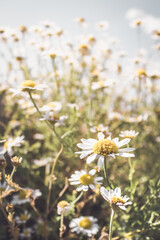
[97, 156, 104, 171]
[83, 185, 89, 191]
[89, 184, 95, 190]
[117, 152, 135, 157]
[116, 138, 130, 148]
[76, 185, 83, 191]
[86, 153, 97, 164]
[98, 132, 105, 140]
[118, 148, 135, 152]
[89, 169, 96, 176]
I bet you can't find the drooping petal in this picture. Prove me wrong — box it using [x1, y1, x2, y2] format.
[97, 156, 104, 171]
[100, 187, 110, 201]
[86, 153, 97, 164]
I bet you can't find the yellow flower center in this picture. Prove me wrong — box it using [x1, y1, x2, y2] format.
[4, 140, 13, 150]
[47, 102, 56, 108]
[78, 44, 90, 55]
[48, 112, 59, 121]
[20, 80, 36, 91]
[58, 200, 69, 208]
[78, 217, 92, 229]
[20, 214, 29, 221]
[79, 174, 94, 185]
[19, 190, 27, 200]
[111, 196, 126, 204]
[92, 139, 118, 156]
[136, 69, 146, 77]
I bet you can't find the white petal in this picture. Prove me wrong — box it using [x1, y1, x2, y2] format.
[119, 205, 126, 210]
[89, 184, 95, 190]
[117, 152, 135, 157]
[116, 138, 130, 148]
[100, 187, 109, 201]
[115, 187, 121, 196]
[70, 181, 80, 185]
[97, 156, 104, 171]
[82, 185, 89, 191]
[98, 132, 104, 140]
[89, 169, 96, 176]
[118, 148, 135, 152]
[76, 185, 83, 191]
[86, 153, 97, 164]
[77, 143, 92, 150]
[76, 150, 93, 159]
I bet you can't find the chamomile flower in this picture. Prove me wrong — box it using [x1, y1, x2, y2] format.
[69, 216, 99, 237]
[100, 187, 132, 211]
[40, 111, 67, 125]
[1, 136, 25, 155]
[15, 211, 31, 224]
[76, 132, 135, 171]
[119, 130, 139, 139]
[90, 124, 110, 135]
[10, 80, 47, 96]
[20, 228, 33, 239]
[57, 200, 71, 215]
[40, 101, 62, 112]
[69, 169, 103, 192]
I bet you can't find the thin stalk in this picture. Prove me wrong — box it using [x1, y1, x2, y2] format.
[127, 144, 134, 199]
[109, 209, 114, 240]
[103, 157, 112, 189]
[5, 166, 16, 191]
[59, 213, 64, 238]
[28, 91, 63, 145]
[72, 191, 83, 205]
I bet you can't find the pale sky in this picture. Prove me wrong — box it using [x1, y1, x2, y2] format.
[0, 0, 160, 54]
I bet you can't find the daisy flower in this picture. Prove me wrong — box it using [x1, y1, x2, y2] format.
[90, 124, 110, 135]
[40, 111, 67, 126]
[69, 216, 99, 237]
[100, 187, 132, 211]
[57, 200, 71, 215]
[76, 132, 135, 171]
[10, 80, 47, 96]
[69, 169, 103, 192]
[15, 210, 31, 224]
[12, 188, 41, 205]
[40, 101, 62, 112]
[119, 130, 139, 139]
[1, 136, 25, 156]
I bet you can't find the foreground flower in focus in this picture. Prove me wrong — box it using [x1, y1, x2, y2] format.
[76, 132, 135, 171]
[69, 216, 99, 237]
[69, 169, 103, 191]
[100, 187, 132, 210]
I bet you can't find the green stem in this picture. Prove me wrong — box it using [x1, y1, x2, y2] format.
[127, 144, 134, 199]
[28, 91, 63, 145]
[109, 209, 114, 240]
[59, 212, 64, 238]
[103, 157, 112, 189]
[72, 191, 83, 205]
[5, 167, 16, 191]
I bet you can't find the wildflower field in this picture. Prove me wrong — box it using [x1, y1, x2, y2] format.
[0, 8, 160, 240]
